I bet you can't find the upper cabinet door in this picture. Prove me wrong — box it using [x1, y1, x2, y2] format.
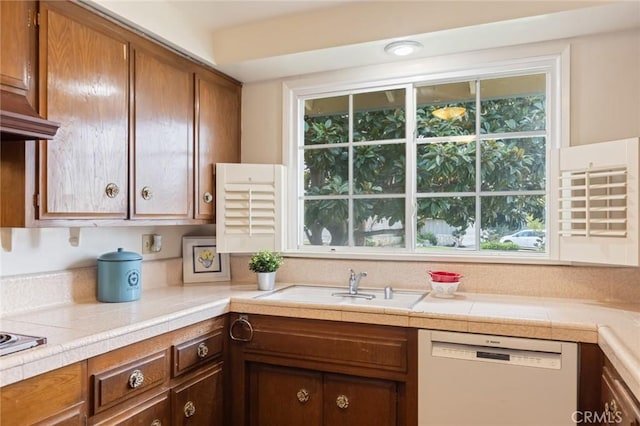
[39, 2, 129, 219]
[0, 0, 35, 96]
[132, 48, 193, 219]
[195, 74, 241, 220]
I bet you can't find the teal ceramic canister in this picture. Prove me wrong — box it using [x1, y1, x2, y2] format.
[97, 248, 142, 302]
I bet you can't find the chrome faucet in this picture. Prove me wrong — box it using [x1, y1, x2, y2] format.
[331, 269, 373, 300]
[348, 269, 367, 295]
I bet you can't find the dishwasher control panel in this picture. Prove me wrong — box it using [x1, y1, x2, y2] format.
[431, 341, 562, 369]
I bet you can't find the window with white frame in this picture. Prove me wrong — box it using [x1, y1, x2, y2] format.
[288, 57, 561, 258]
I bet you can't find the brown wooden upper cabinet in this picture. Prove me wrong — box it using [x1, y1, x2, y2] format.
[39, 1, 129, 220]
[0, 1, 240, 227]
[0, 0, 36, 98]
[131, 47, 193, 220]
[195, 75, 241, 221]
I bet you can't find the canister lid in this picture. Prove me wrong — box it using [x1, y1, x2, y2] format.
[98, 247, 142, 261]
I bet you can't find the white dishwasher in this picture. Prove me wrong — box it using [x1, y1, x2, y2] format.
[418, 330, 578, 426]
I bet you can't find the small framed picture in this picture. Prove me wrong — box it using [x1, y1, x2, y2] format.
[182, 237, 230, 283]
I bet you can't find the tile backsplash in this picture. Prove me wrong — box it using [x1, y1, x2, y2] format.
[0, 258, 183, 316]
[232, 256, 640, 303]
[2, 256, 638, 316]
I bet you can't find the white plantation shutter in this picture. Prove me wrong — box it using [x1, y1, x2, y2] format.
[557, 138, 639, 266]
[216, 163, 285, 253]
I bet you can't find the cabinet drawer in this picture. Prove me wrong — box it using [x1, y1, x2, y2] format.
[90, 391, 171, 426]
[171, 362, 224, 426]
[173, 330, 224, 376]
[1, 362, 86, 425]
[92, 349, 169, 413]
[233, 314, 408, 374]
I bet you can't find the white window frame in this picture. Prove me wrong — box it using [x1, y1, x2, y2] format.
[282, 42, 570, 264]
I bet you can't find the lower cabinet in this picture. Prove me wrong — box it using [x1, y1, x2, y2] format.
[250, 365, 397, 426]
[323, 373, 397, 425]
[229, 313, 417, 426]
[87, 316, 227, 426]
[0, 362, 87, 426]
[601, 359, 640, 426]
[90, 391, 171, 425]
[171, 362, 224, 426]
[249, 364, 322, 426]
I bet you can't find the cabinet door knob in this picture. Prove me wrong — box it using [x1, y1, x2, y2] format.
[197, 342, 209, 358]
[128, 369, 144, 389]
[183, 400, 196, 418]
[141, 186, 153, 200]
[297, 388, 310, 403]
[203, 192, 213, 203]
[150, 420, 162, 426]
[336, 394, 349, 409]
[105, 183, 120, 198]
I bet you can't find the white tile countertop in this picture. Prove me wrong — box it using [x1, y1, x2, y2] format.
[1, 282, 638, 401]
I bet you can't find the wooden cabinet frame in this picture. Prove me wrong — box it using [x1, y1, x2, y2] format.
[228, 313, 418, 426]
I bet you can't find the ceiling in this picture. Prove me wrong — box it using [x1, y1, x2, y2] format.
[165, 0, 352, 32]
[88, 1, 640, 83]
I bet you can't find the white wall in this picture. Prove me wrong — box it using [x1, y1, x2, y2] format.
[0, 225, 213, 277]
[88, 0, 217, 66]
[570, 29, 640, 145]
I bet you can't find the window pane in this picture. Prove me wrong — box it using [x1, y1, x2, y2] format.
[354, 198, 405, 247]
[417, 140, 476, 192]
[354, 144, 405, 194]
[303, 199, 348, 246]
[296, 69, 550, 256]
[416, 82, 476, 138]
[354, 89, 405, 141]
[416, 197, 476, 249]
[304, 96, 348, 145]
[304, 147, 348, 195]
[480, 137, 545, 191]
[480, 74, 545, 134]
[480, 195, 546, 252]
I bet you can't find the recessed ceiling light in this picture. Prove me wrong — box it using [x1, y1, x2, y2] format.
[384, 40, 423, 57]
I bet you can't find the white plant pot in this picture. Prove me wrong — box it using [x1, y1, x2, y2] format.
[256, 271, 276, 291]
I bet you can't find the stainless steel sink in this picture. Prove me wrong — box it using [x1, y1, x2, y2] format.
[255, 285, 428, 309]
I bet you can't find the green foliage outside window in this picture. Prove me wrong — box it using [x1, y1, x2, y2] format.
[302, 94, 546, 249]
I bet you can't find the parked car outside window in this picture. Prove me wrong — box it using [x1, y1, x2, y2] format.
[499, 230, 546, 250]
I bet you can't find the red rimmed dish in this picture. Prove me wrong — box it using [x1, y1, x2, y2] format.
[427, 270, 462, 282]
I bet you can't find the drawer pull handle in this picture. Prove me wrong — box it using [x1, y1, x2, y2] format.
[336, 394, 349, 409]
[203, 192, 213, 203]
[128, 369, 144, 389]
[197, 342, 209, 358]
[150, 420, 162, 426]
[297, 388, 310, 403]
[141, 186, 153, 200]
[184, 401, 196, 418]
[105, 183, 120, 198]
[229, 315, 254, 342]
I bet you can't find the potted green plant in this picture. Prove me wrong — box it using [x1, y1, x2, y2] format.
[248, 249, 284, 290]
